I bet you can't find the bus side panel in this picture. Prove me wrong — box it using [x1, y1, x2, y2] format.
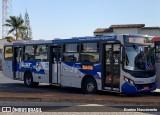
[60, 62, 73, 87]
[20, 61, 49, 83]
[3, 60, 13, 79]
[60, 62, 102, 90]
[32, 62, 49, 83]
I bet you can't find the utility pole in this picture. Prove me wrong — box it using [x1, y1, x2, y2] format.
[2, 0, 12, 39]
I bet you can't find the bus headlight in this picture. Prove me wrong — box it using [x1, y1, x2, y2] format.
[124, 76, 134, 85]
[124, 77, 129, 82]
[130, 80, 134, 85]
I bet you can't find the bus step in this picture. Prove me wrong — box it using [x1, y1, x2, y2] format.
[103, 88, 119, 93]
[13, 78, 20, 80]
[50, 84, 61, 87]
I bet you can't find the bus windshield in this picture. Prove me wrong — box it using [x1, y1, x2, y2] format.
[124, 44, 155, 71]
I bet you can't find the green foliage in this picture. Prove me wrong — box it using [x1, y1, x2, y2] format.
[3, 36, 15, 41]
[3, 15, 27, 40]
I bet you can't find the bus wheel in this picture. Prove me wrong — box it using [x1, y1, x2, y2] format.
[24, 72, 39, 87]
[82, 78, 97, 94]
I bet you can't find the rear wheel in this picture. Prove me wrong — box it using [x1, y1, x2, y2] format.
[82, 78, 97, 94]
[24, 72, 39, 87]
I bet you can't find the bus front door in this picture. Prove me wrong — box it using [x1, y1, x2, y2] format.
[13, 47, 22, 79]
[49, 46, 61, 84]
[104, 44, 121, 91]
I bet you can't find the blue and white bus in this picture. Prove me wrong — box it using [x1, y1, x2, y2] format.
[2, 34, 156, 94]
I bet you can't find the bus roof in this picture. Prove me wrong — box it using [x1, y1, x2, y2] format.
[3, 34, 153, 46]
[51, 36, 117, 43]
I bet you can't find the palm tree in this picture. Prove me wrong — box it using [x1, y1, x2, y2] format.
[3, 16, 27, 40]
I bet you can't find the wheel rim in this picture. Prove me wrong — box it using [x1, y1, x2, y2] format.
[26, 75, 31, 85]
[87, 82, 94, 92]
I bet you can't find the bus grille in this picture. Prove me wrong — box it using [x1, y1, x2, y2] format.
[135, 83, 155, 90]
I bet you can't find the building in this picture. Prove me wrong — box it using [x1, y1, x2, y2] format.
[94, 24, 160, 36]
[0, 39, 7, 51]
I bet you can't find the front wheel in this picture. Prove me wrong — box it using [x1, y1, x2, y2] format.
[24, 72, 39, 87]
[82, 78, 97, 94]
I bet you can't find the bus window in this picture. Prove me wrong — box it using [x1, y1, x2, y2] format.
[4, 46, 13, 60]
[65, 44, 78, 52]
[81, 43, 99, 52]
[81, 53, 99, 62]
[63, 53, 79, 62]
[63, 44, 79, 62]
[81, 43, 99, 63]
[24, 46, 35, 61]
[35, 45, 48, 61]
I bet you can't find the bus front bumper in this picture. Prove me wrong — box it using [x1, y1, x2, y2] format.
[121, 82, 156, 95]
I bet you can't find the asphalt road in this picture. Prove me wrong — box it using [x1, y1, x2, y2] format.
[0, 72, 160, 114]
[0, 101, 158, 114]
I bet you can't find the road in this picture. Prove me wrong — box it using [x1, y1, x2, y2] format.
[0, 101, 158, 114]
[0, 72, 160, 114]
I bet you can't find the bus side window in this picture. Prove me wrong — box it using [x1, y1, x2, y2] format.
[63, 44, 79, 62]
[24, 46, 35, 61]
[81, 43, 99, 63]
[4, 46, 13, 60]
[35, 45, 48, 61]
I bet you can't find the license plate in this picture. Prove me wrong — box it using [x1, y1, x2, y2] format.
[144, 86, 149, 90]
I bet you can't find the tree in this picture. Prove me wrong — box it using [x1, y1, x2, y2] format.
[3, 15, 27, 40]
[3, 36, 15, 42]
[24, 10, 33, 40]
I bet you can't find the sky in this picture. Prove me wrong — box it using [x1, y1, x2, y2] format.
[0, 0, 160, 40]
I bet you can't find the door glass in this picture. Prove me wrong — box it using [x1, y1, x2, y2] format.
[56, 47, 61, 61]
[52, 47, 61, 63]
[112, 44, 120, 88]
[16, 48, 22, 63]
[105, 45, 112, 86]
[52, 48, 56, 63]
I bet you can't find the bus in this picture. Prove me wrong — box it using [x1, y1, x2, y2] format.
[153, 37, 160, 88]
[2, 34, 156, 95]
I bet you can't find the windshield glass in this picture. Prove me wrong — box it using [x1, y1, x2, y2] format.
[124, 44, 155, 71]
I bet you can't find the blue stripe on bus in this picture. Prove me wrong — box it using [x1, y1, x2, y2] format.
[122, 82, 156, 94]
[52, 36, 117, 43]
[18, 61, 45, 74]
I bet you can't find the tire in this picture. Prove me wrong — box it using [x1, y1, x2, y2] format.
[82, 78, 97, 94]
[24, 72, 39, 87]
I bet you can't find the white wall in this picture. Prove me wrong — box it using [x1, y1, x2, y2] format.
[113, 28, 138, 34]
[94, 28, 160, 37]
[140, 29, 160, 36]
[0, 39, 7, 49]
